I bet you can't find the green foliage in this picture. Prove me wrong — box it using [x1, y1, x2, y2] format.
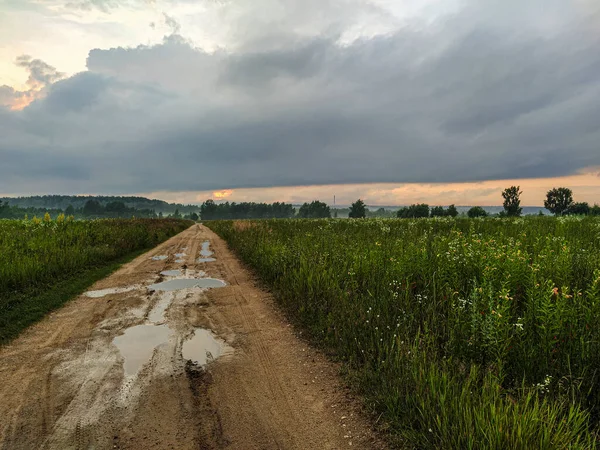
[430, 206, 446, 217]
[298, 200, 331, 218]
[545, 187, 574, 216]
[446, 204, 459, 217]
[0, 218, 190, 343]
[397, 203, 430, 218]
[592, 205, 600, 216]
[208, 216, 600, 448]
[468, 206, 488, 218]
[348, 199, 366, 218]
[568, 202, 591, 216]
[200, 199, 295, 220]
[502, 186, 523, 217]
[431, 205, 458, 218]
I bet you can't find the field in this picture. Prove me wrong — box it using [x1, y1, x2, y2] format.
[207, 217, 600, 448]
[0, 217, 191, 343]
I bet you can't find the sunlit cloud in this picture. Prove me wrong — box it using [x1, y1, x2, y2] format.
[211, 189, 234, 200]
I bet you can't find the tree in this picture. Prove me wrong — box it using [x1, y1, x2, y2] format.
[544, 187, 574, 216]
[446, 204, 459, 218]
[567, 202, 590, 216]
[172, 208, 181, 218]
[591, 204, 600, 216]
[430, 206, 445, 218]
[348, 199, 366, 218]
[502, 186, 522, 217]
[397, 204, 429, 218]
[82, 199, 103, 216]
[189, 212, 199, 221]
[298, 201, 331, 218]
[65, 205, 75, 216]
[468, 206, 487, 218]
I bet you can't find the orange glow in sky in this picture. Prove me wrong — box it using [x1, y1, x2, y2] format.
[212, 190, 234, 199]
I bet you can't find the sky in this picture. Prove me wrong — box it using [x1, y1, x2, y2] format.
[1, 0, 599, 206]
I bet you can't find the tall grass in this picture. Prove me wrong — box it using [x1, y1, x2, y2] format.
[208, 217, 600, 448]
[0, 217, 190, 343]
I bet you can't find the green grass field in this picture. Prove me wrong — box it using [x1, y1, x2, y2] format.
[207, 217, 600, 448]
[0, 217, 190, 344]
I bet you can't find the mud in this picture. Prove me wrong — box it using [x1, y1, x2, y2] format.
[0, 225, 385, 450]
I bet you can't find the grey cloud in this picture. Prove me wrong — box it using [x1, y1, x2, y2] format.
[2, 0, 600, 194]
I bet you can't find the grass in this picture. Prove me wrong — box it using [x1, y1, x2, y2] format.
[0, 217, 190, 344]
[207, 216, 600, 448]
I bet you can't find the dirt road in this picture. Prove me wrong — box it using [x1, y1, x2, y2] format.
[0, 225, 385, 450]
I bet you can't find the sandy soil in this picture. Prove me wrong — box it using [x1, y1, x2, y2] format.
[0, 224, 386, 450]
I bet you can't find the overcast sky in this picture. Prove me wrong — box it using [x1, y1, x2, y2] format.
[1, 0, 599, 205]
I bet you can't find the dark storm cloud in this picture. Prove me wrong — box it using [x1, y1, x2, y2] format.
[1, 0, 600, 194]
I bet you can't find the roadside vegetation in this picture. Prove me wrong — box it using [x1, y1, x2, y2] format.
[0, 217, 190, 343]
[208, 216, 600, 448]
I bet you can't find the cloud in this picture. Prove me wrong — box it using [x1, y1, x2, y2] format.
[1, 0, 600, 195]
[0, 56, 65, 110]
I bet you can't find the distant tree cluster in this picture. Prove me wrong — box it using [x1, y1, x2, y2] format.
[348, 199, 366, 218]
[200, 200, 296, 220]
[297, 201, 331, 218]
[396, 204, 458, 219]
[467, 206, 488, 218]
[543, 187, 598, 216]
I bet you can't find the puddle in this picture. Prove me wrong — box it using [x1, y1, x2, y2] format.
[148, 278, 226, 292]
[175, 259, 185, 263]
[160, 270, 182, 277]
[182, 328, 229, 366]
[197, 257, 217, 263]
[85, 285, 139, 298]
[199, 241, 213, 257]
[113, 325, 171, 376]
[152, 255, 168, 261]
[148, 292, 174, 324]
[175, 253, 187, 258]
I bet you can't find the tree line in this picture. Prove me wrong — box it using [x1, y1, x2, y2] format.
[0, 199, 181, 220]
[343, 186, 599, 219]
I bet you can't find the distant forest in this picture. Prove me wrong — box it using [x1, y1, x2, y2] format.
[0, 195, 201, 220]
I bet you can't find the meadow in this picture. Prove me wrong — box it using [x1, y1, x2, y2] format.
[0, 216, 190, 343]
[207, 217, 600, 448]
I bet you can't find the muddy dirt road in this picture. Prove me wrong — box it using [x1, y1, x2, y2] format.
[0, 225, 385, 450]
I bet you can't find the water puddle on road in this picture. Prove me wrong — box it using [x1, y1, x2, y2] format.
[199, 241, 213, 257]
[112, 274, 228, 376]
[85, 285, 140, 298]
[197, 257, 216, 263]
[175, 259, 186, 263]
[152, 255, 168, 261]
[182, 328, 230, 367]
[197, 241, 216, 263]
[113, 324, 171, 376]
[148, 278, 226, 291]
[148, 291, 174, 324]
[160, 270, 182, 277]
[175, 253, 187, 259]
